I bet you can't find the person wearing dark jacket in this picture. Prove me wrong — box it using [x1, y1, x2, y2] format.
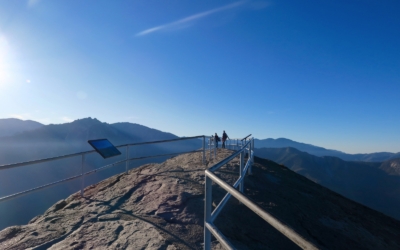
[214, 133, 220, 148]
[222, 130, 230, 148]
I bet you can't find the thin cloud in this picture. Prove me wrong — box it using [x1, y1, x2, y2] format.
[27, 0, 40, 8]
[136, 1, 246, 37]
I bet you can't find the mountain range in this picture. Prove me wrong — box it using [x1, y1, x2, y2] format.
[255, 138, 400, 162]
[0, 117, 201, 164]
[0, 117, 201, 230]
[2, 119, 398, 163]
[254, 147, 400, 220]
[1, 117, 399, 229]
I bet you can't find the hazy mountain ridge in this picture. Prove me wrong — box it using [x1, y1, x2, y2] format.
[255, 138, 400, 161]
[0, 117, 201, 231]
[254, 147, 400, 220]
[0, 118, 43, 137]
[0, 118, 140, 165]
[0, 118, 197, 164]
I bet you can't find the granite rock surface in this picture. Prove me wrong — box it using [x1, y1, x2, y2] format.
[1, 149, 400, 249]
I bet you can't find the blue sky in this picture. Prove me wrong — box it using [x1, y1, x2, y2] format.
[0, 0, 399, 154]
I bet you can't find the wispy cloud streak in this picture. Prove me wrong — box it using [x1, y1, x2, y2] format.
[27, 0, 40, 8]
[136, 1, 246, 36]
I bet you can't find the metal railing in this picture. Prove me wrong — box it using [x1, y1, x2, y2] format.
[207, 137, 246, 160]
[0, 136, 206, 203]
[204, 137, 318, 250]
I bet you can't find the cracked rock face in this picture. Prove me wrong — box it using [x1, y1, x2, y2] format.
[1, 149, 400, 250]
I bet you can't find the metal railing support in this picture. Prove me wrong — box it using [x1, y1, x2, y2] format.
[0, 136, 206, 172]
[204, 175, 212, 250]
[214, 144, 216, 159]
[203, 137, 318, 250]
[248, 142, 253, 175]
[205, 169, 318, 250]
[239, 150, 244, 193]
[252, 139, 254, 160]
[211, 152, 253, 222]
[202, 136, 205, 165]
[80, 153, 85, 196]
[0, 135, 207, 204]
[209, 138, 212, 160]
[205, 222, 235, 250]
[125, 145, 130, 173]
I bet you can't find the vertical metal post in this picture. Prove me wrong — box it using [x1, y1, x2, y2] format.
[252, 138, 255, 162]
[239, 151, 244, 193]
[214, 136, 217, 159]
[125, 145, 129, 173]
[248, 141, 253, 175]
[80, 153, 85, 197]
[209, 137, 212, 160]
[204, 175, 212, 250]
[202, 136, 205, 165]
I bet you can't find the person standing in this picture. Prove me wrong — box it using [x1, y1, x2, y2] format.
[222, 130, 230, 148]
[214, 133, 220, 148]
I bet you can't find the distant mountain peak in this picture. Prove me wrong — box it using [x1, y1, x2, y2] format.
[70, 117, 103, 126]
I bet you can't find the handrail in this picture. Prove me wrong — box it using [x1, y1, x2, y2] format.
[0, 135, 204, 171]
[207, 137, 246, 161]
[211, 153, 252, 221]
[206, 170, 318, 250]
[0, 136, 206, 203]
[0, 149, 203, 203]
[208, 140, 251, 172]
[241, 134, 252, 141]
[204, 137, 318, 250]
